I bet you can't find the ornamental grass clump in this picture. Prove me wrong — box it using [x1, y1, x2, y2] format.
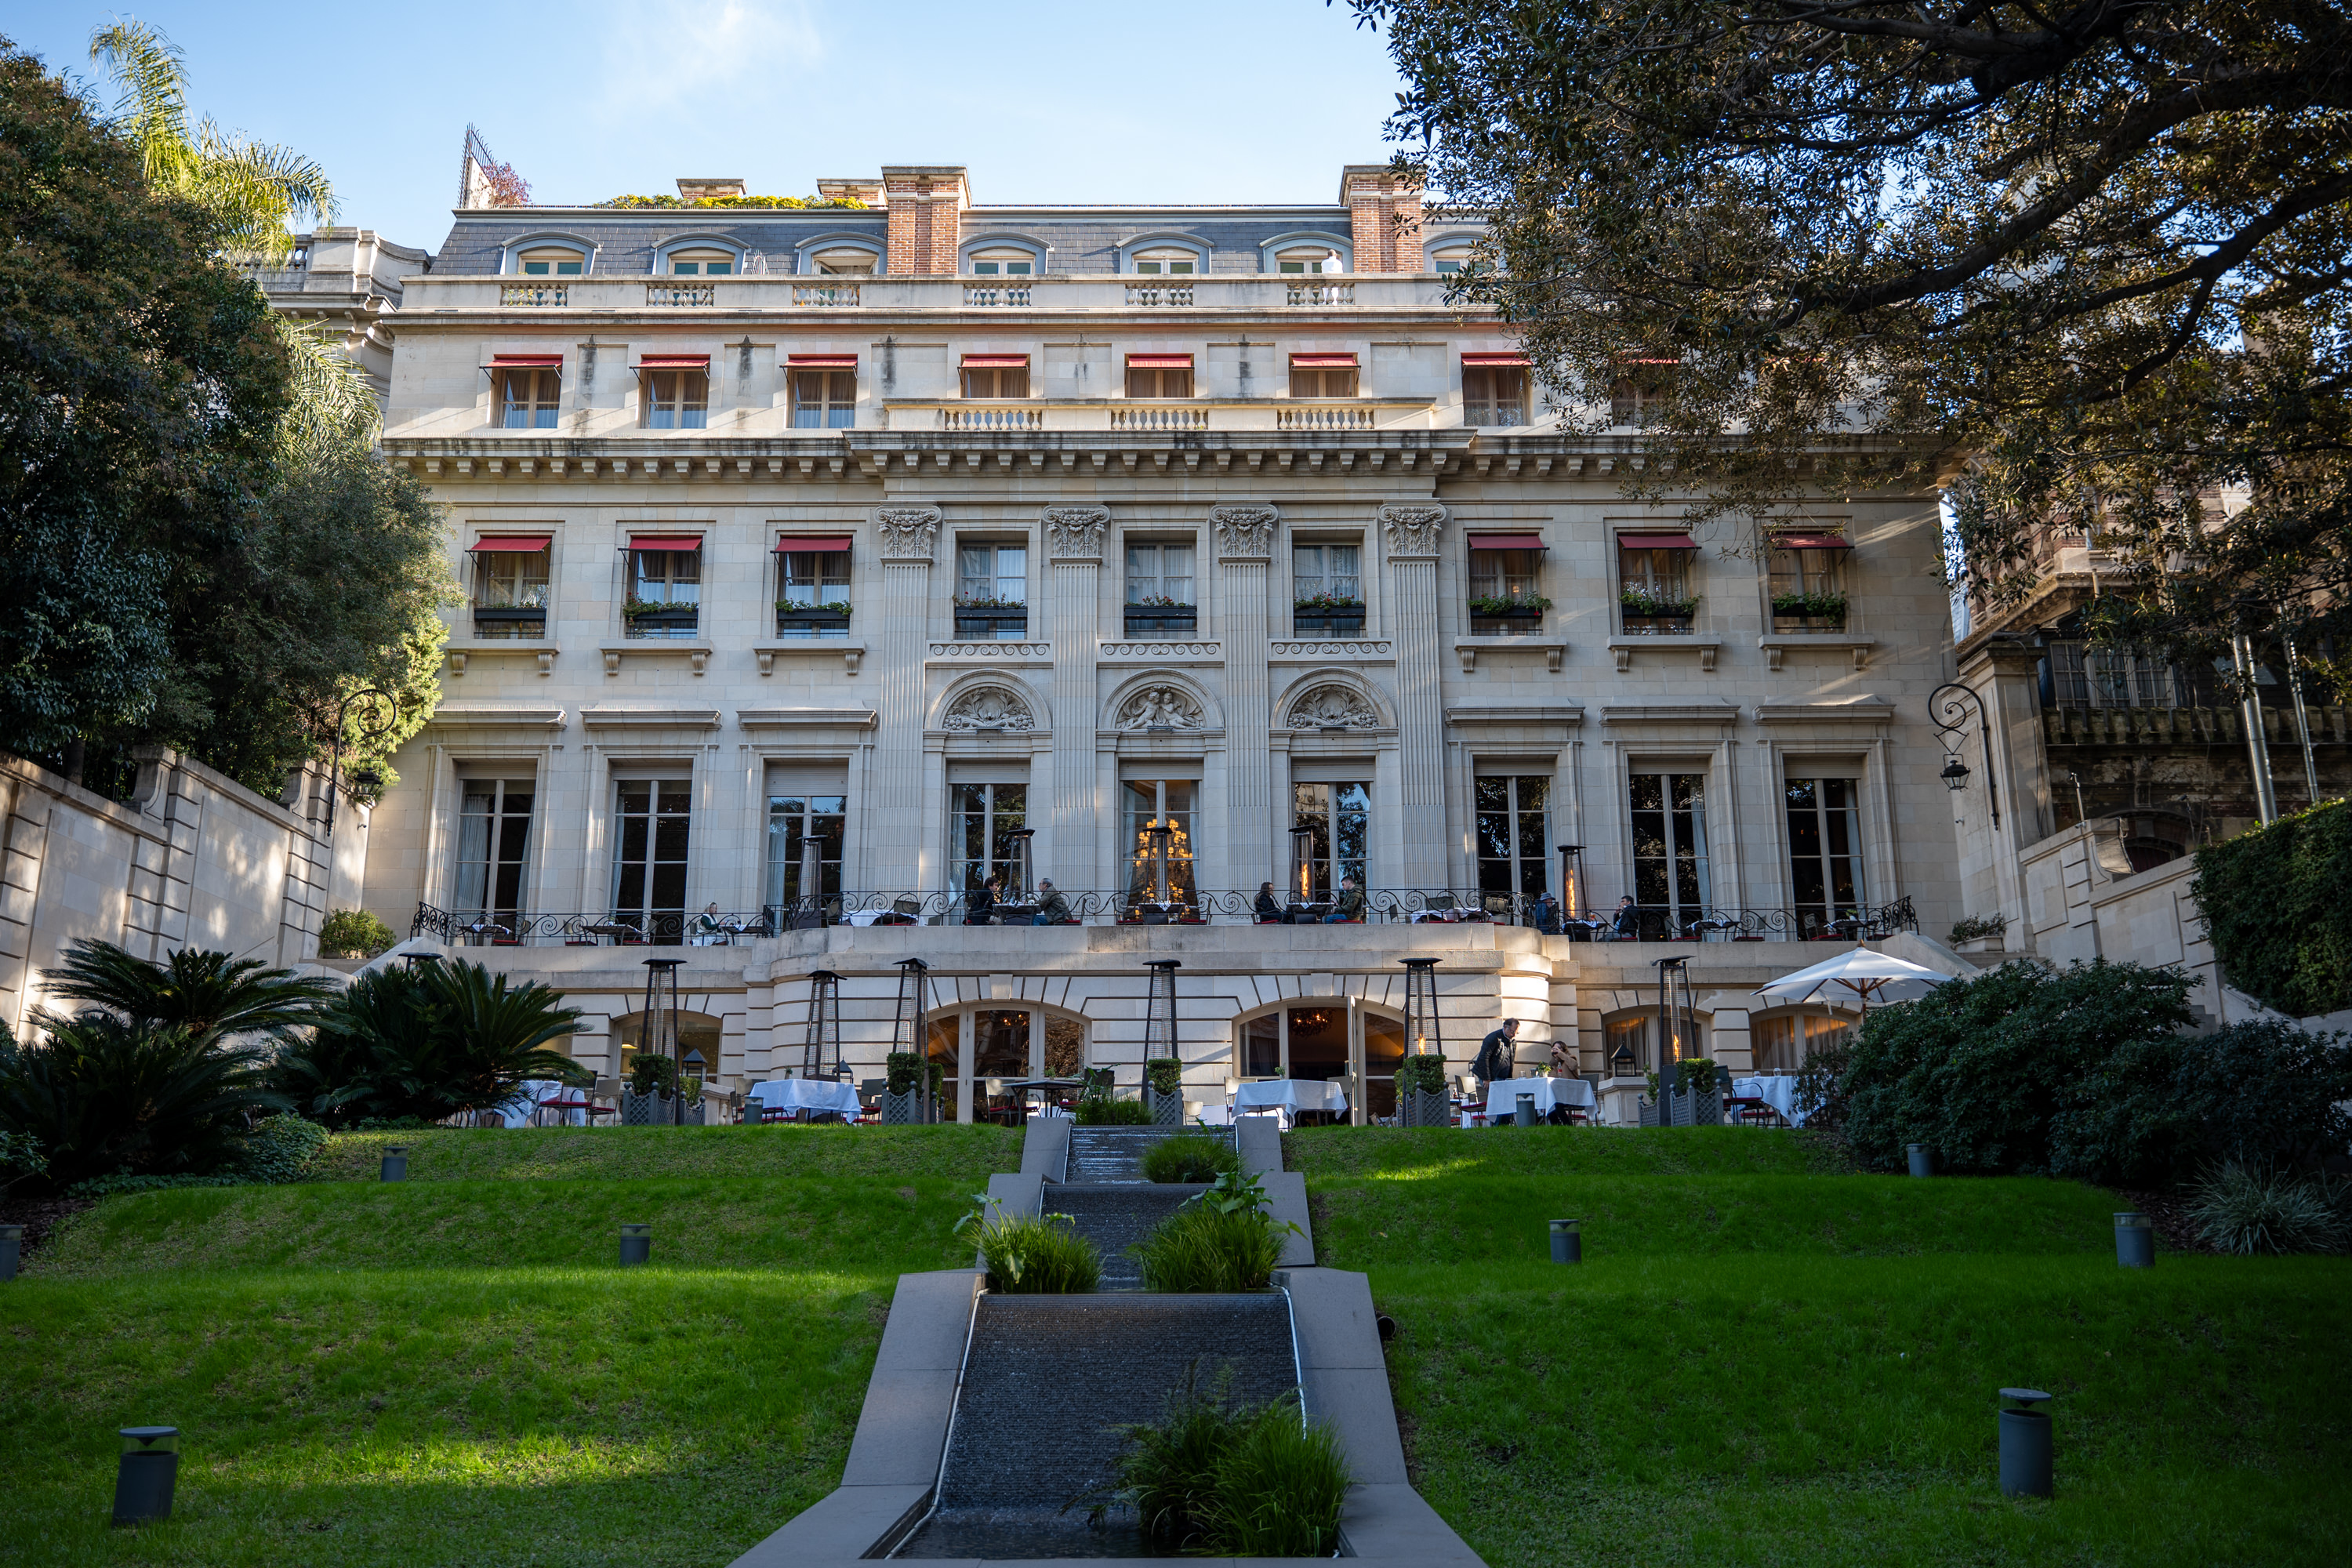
[1142, 1133, 1240, 1185]
[958, 1200, 1100, 1294]
[2187, 1162, 2350, 1256]
[1131, 1167, 1297, 1291]
[1098, 1371, 1348, 1555]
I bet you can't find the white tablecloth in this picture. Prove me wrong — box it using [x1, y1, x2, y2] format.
[499, 1078, 585, 1127]
[1481, 1076, 1595, 1122]
[747, 1078, 864, 1118]
[1233, 1079, 1349, 1116]
[1731, 1075, 1806, 1127]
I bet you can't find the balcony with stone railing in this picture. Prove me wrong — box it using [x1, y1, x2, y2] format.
[419, 272, 1452, 314]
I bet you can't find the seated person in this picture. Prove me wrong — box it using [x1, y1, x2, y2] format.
[1254, 880, 1283, 923]
[1322, 877, 1366, 924]
[1031, 879, 1073, 925]
[1611, 895, 1640, 938]
[965, 875, 1000, 926]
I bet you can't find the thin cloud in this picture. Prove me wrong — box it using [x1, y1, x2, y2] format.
[593, 0, 824, 119]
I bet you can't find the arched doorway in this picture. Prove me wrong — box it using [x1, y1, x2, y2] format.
[927, 1005, 1090, 1123]
[612, 1010, 724, 1083]
[1232, 1000, 1406, 1125]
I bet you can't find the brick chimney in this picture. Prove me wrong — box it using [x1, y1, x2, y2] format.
[1340, 165, 1425, 273]
[881, 166, 971, 276]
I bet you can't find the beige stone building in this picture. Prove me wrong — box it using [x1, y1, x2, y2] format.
[346, 164, 1965, 1120]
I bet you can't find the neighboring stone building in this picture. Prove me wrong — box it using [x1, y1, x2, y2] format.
[243, 226, 431, 408]
[343, 164, 1965, 1119]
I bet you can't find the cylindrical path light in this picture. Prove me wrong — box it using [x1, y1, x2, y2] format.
[379, 1145, 408, 1183]
[619, 1223, 652, 1266]
[112, 1427, 179, 1526]
[1549, 1218, 1582, 1264]
[1998, 1389, 2053, 1497]
[1907, 1143, 1934, 1178]
[2114, 1211, 2154, 1268]
[0, 1222, 21, 1281]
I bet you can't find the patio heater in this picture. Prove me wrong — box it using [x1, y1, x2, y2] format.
[1653, 954, 1697, 1116]
[1143, 822, 1174, 916]
[1556, 844, 1585, 934]
[1004, 829, 1036, 900]
[1290, 826, 1318, 909]
[794, 832, 825, 928]
[1143, 960, 1181, 1082]
[641, 958, 685, 1124]
[1400, 956, 1443, 1066]
[802, 968, 844, 1079]
[892, 956, 933, 1123]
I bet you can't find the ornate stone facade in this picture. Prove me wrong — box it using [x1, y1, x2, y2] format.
[941, 685, 1036, 731]
[1043, 505, 1109, 560]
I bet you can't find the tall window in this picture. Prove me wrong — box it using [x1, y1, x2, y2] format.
[1785, 778, 1865, 937]
[949, 783, 1027, 898]
[960, 358, 1030, 398]
[955, 543, 1028, 638]
[1619, 538, 1697, 631]
[642, 369, 708, 429]
[1475, 776, 1549, 920]
[1752, 1013, 1849, 1073]
[1125, 543, 1195, 630]
[1768, 539, 1849, 628]
[454, 778, 534, 919]
[1289, 355, 1359, 397]
[612, 779, 691, 939]
[789, 368, 856, 428]
[1125, 357, 1194, 397]
[1123, 780, 1197, 909]
[1611, 360, 1677, 424]
[470, 538, 549, 639]
[766, 791, 847, 910]
[1629, 772, 1710, 935]
[626, 544, 700, 637]
[1292, 782, 1370, 901]
[497, 367, 560, 429]
[1462, 365, 1527, 426]
[1240, 1007, 1348, 1080]
[1468, 539, 1545, 631]
[1293, 543, 1363, 635]
[776, 540, 851, 637]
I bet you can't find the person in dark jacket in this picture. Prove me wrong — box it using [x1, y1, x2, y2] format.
[1032, 880, 1072, 925]
[965, 875, 1000, 926]
[1534, 893, 1562, 935]
[1255, 881, 1283, 923]
[1472, 1017, 1520, 1101]
[1611, 895, 1640, 939]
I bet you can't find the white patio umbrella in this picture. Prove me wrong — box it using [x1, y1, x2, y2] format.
[1753, 944, 1954, 1010]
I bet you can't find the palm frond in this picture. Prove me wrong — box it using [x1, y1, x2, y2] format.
[272, 318, 379, 456]
[194, 118, 337, 259]
[43, 939, 336, 1044]
[88, 19, 195, 191]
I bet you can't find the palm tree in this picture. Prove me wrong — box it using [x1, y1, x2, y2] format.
[285, 960, 586, 1126]
[43, 939, 336, 1045]
[0, 1014, 289, 1187]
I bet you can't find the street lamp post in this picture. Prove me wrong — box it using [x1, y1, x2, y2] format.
[321, 685, 401, 839]
[1929, 683, 2001, 829]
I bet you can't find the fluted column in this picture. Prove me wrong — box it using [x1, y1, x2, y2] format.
[1381, 503, 1450, 889]
[1211, 505, 1279, 892]
[870, 506, 939, 893]
[1044, 506, 1108, 888]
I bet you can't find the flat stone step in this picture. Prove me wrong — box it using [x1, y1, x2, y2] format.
[1064, 1125, 1225, 1184]
[906, 1293, 1298, 1558]
[1049, 1184, 1203, 1290]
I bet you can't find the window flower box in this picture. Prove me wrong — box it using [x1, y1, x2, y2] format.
[472, 604, 546, 637]
[1620, 590, 1697, 635]
[1468, 593, 1549, 634]
[1770, 591, 1848, 633]
[776, 601, 852, 638]
[1294, 595, 1366, 638]
[953, 595, 1029, 639]
[1123, 602, 1197, 636]
[622, 599, 699, 637]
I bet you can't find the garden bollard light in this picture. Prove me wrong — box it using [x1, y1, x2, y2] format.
[1515, 1093, 1537, 1127]
[379, 1145, 408, 1182]
[111, 1427, 179, 1526]
[0, 1223, 21, 1282]
[1549, 1218, 1581, 1265]
[619, 1222, 652, 1266]
[2114, 1212, 2154, 1269]
[1907, 1143, 1934, 1178]
[1998, 1389, 2053, 1498]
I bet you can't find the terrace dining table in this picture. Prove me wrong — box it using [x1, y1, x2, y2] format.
[1233, 1079, 1349, 1118]
[1480, 1076, 1595, 1123]
[1730, 1075, 1806, 1127]
[746, 1078, 864, 1120]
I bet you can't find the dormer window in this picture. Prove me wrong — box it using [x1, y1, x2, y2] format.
[811, 248, 875, 276]
[1430, 247, 1474, 275]
[1276, 247, 1343, 274]
[970, 248, 1035, 277]
[516, 246, 585, 277]
[1132, 248, 1196, 275]
[667, 248, 735, 276]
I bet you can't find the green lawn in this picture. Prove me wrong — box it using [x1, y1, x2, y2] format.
[304, 1123, 1018, 1184]
[1294, 1130, 2352, 1568]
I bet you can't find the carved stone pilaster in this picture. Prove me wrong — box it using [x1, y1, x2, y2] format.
[1210, 503, 1279, 560]
[1379, 503, 1448, 558]
[1042, 505, 1109, 561]
[875, 506, 942, 561]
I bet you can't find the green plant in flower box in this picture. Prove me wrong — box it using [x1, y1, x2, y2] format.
[1620, 589, 1698, 619]
[1468, 593, 1552, 616]
[1770, 590, 1848, 621]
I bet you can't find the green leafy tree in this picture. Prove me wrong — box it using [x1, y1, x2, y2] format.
[1343, 0, 2352, 677]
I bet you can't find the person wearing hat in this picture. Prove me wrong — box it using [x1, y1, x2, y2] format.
[1032, 879, 1072, 925]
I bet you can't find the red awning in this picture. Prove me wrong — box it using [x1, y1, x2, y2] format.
[1772, 532, 1850, 550]
[1291, 352, 1358, 368]
[1468, 533, 1545, 551]
[488, 354, 562, 368]
[787, 354, 858, 368]
[1461, 351, 1530, 367]
[1127, 353, 1193, 369]
[1617, 532, 1697, 550]
[961, 353, 1029, 368]
[626, 534, 702, 551]
[775, 536, 853, 552]
[468, 535, 552, 554]
[636, 354, 710, 370]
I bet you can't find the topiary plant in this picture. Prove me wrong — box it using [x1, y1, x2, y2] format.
[1396, 1054, 1449, 1094]
[886, 1051, 944, 1097]
[1145, 1058, 1182, 1097]
[317, 909, 397, 959]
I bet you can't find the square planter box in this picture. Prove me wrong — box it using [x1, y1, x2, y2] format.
[1294, 612, 1367, 638]
[1397, 1087, 1454, 1128]
[775, 612, 851, 637]
[1144, 1087, 1185, 1127]
[621, 1091, 706, 1126]
[880, 1090, 924, 1125]
[1123, 612, 1198, 637]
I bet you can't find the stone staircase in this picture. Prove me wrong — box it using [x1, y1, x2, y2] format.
[1054, 1127, 1234, 1289]
[1062, 1124, 1202, 1183]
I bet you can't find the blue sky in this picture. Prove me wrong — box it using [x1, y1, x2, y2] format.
[1, 2, 1408, 251]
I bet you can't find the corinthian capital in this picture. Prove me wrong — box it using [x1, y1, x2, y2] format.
[1043, 505, 1110, 561]
[1379, 503, 1448, 558]
[875, 506, 942, 561]
[1210, 503, 1279, 560]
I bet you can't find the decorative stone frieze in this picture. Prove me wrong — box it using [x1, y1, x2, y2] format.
[942, 685, 1036, 731]
[1099, 641, 1221, 660]
[1114, 685, 1207, 731]
[1210, 504, 1279, 559]
[1042, 505, 1110, 561]
[1285, 684, 1382, 730]
[876, 506, 943, 560]
[1269, 641, 1394, 659]
[1378, 503, 1448, 558]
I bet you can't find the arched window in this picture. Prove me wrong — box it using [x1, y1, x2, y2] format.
[1601, 1009, 1708, 1076]
[927, 1006, 1090, 1123]
[800, 239, 880, 276]
[966, 242, 1042, 276]
[512, 243, 587, 276]
[1232, 1000, 1407, 1122]
[663, 246, 736, 277]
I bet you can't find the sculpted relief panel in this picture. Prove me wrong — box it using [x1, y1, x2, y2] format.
[1210, 504, 1279, 560]
[1043, 505, 1109, 560]
[942, 685, 1036, 731]
[1285, 683, 1382, 730]
[876, 506, 942, 560]
[1378, 503, 1447, 558]
[1114, 684, 1207, 731]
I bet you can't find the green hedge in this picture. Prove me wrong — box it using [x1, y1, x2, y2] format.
[2192, 798, 2352, 1018]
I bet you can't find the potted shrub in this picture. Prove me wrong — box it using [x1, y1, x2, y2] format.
[775, 598, 852, 637]
[882, 1051, 942, 1124]
[1639, 1058, 1726, 1127]
[1769, 590, 1848, 632]
[1394, 1054, 1453, 1127]
[1293, 593, 1366, 637]
[622, 1054, 704, 1125]
[1123, 595, 1198, 637]
[1948, 912, 2008, 956]
[1620, 589, 1698, 633]
[1144, 1058, 1185, 1126]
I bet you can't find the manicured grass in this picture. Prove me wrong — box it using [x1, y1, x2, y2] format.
[31, 1177, 981, 1279]
[306, 1124, 1018, 1185]
[1287, 1124, 1819, 1178]
[1377, 1254, 2352, 1568]
[0, 1266, 886, 1567]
